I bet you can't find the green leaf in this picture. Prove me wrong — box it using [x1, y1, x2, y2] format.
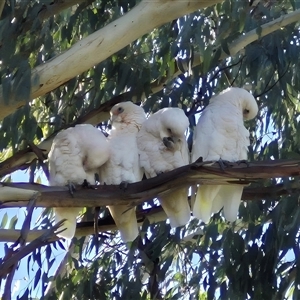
[2, 76, 12, 105]
[1, 212, 8, 228]
[8, 215, 18, 229]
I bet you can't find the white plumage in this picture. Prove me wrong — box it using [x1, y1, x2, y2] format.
[191, 87, 258, 223]
[137, 107, 191, 227]
[48, 124, 110, 239]
[99, 101, 146, 243]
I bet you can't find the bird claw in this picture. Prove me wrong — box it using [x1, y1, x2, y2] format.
[237, 159, 250, 167]
[195, 156, 203, 163]
[156, 171, 164, 176]
[217, 159, 233, 171]
[67, 181, 76, 197]
[82, 179, 94, 189]
[119, 181, 129, 191]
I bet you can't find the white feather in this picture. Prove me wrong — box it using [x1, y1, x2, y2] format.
[48, 124, 110, 239]
[99, 102, 146, 243]
[191, 87, 258, 223]
[137, 107, 191, 227]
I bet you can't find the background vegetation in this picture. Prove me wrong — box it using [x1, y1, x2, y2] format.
[1, 0, 300, 299]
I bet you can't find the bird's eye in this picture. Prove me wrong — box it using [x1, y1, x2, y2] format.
[167, 128, 172, 133]
[118, 107, 124, 113]
[243, 109, 250, 114]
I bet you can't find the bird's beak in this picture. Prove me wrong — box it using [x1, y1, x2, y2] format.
[166, 136, 174, 143]
[111, 114, 117, 124]
[170, 136, 181, 144]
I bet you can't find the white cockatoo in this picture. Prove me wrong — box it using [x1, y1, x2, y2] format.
[137, 107, 191, 228]
[99, 101, 146, 243]
[191, 87, 258, 223]
[48, 124, 110, 239]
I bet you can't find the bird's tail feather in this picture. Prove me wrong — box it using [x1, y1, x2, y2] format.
[159, 188, 190, 228]
[193, 185, 221, 223]
[54, 207, 82, 239]
[218, 185, 243, 222]
[108, 205, 139, 243]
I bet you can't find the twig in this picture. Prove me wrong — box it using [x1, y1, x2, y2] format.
[0, 221, 63, 278]
[26, 140, 47, 161]
[254, 63, 290, 98]
[137, 237, 163, 300]
[1, 195, 37, 299]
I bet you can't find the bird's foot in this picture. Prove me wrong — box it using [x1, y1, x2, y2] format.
[195, 156, 203, 163]
[236, 159, 250, 167]
[119, 181, 129, 191]
[67, 181, 76, 197]
[156, 171, 164, 176]
[217, 159, 233, 171]
[81, 179, 95, 189]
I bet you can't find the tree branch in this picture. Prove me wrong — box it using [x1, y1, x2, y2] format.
[2, 196, 37, 299]
[17, 0, 90, 36]
[1, 159, 300, 208]
[0, 174, 298, 243]
[227, 8, 300, 57]
[0, 0, 222, 121]
[0, 222, 61, 278]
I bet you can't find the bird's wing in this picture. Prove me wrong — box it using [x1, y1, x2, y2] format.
[100, 133, 141, 243]
[191, 100, 250, 223]
[49, 125, 110, 240]
[137, 120, 190, 228]
[137, 128, 171, 177]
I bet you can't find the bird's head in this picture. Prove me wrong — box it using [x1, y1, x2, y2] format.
[218, 87, 259, 121]
[240, 90, 259, 121]
[158, 107, 189, 144]
[110, 101, 146, 130]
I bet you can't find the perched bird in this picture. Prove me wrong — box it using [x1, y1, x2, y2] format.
[191, 87, 258, 223]
[48, 124, 110, 239]
[137, 107, 191, 228]
[99, 101, 146, 243]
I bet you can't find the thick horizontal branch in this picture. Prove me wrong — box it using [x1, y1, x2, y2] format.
[0, 174, 298, 243]
[1, 159, 299, 208]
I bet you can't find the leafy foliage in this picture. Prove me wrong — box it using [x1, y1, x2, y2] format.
[1, 0, 300, 299]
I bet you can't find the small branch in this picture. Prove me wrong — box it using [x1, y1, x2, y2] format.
[26, 140, 47, 161]
[0, 206, 167, 243]
[227, 8, 300, 58]
[137, 237, 163, 300]
[254, 63, 291, 98]
[2, 196, 37, 299]
[45, 236, 90, 296]
[0, 222, 62, 278]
